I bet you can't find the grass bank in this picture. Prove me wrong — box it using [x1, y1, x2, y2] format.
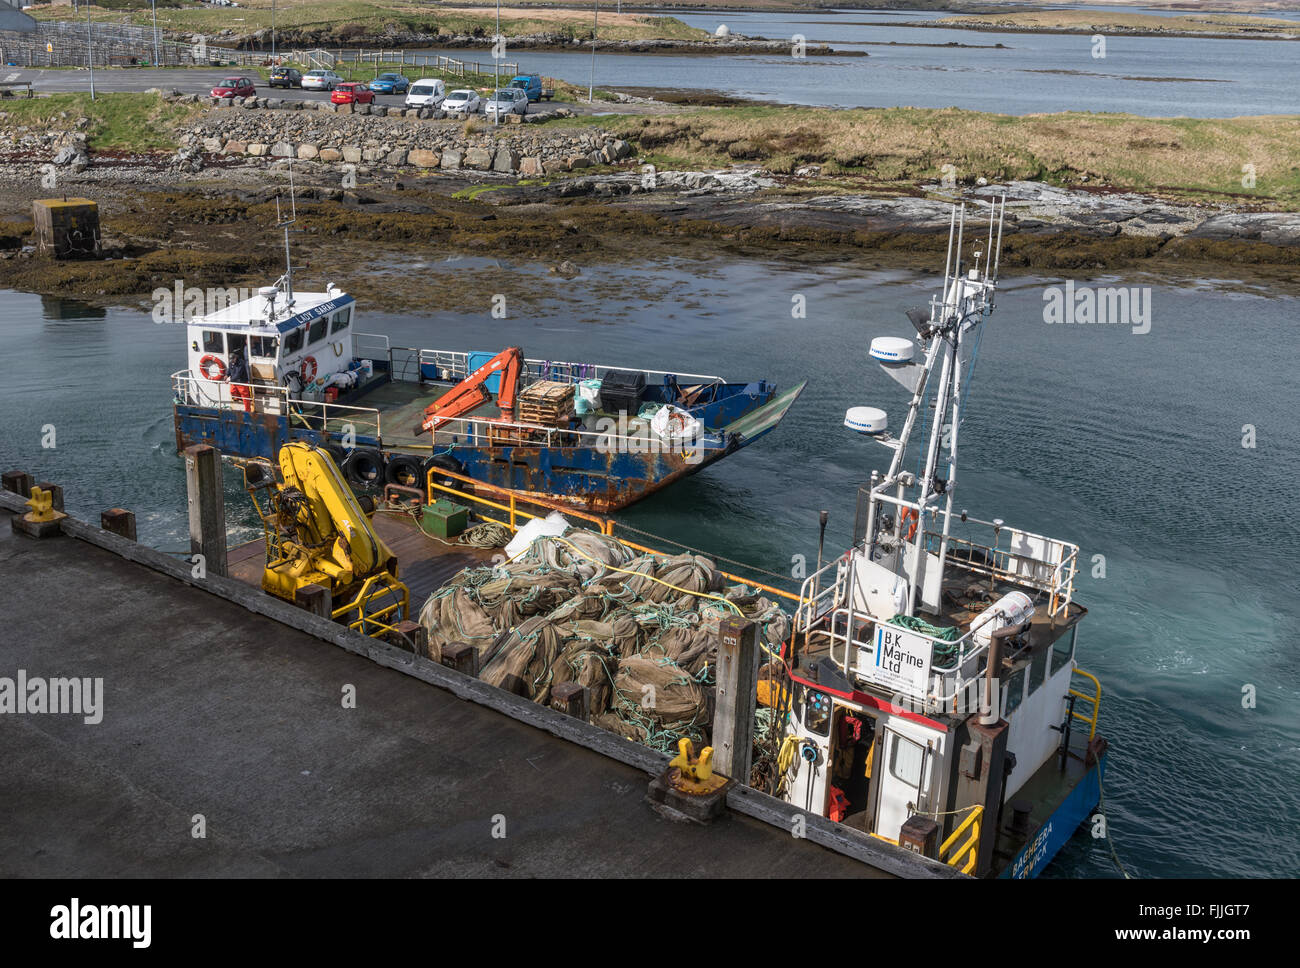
[936, 11, 1300, 38]
[566, 105, 1300, 208]
[0, 91, 202, 152]
[39, 1, 708, 44]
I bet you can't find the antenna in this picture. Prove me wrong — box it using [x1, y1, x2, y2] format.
[276, 161, 298, 309]
[992, 194, 1006, 286]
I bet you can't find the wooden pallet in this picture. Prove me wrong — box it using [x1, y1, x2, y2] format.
[517, 380, 575, 427]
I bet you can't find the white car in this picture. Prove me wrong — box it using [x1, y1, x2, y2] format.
[441, 88, 481, 114]
[404, 78, 447, 109]
[301, 70, 343, 92]
[483, 87, 528, 120]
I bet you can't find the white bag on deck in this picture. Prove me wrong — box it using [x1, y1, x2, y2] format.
[504, 511, 570, 560]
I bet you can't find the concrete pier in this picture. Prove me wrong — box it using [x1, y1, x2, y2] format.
[0, 490, 957, 878]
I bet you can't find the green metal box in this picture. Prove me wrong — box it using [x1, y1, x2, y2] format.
[422, 499, 468, 539]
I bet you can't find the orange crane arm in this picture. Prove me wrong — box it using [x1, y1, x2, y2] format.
[420, 346, 523, 433]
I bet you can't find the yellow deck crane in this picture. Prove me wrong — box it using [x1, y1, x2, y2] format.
[243, 442, 409, 637]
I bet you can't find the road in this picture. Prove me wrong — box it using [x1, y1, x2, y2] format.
[1, 66, 665, 116]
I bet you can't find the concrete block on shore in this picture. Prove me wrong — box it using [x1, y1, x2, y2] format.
[544, 158, 570, 174]
[357, 104, 371, 116]
[519, 156, 544, 177]
[440, 149, 462, 169]
[224, 141, 245, 155]
[318, 148, 343, 162]
[246, 143, 267, 156]
[493, 148, 520, 173]
[270, 142, 294, 158]
[408, 149, 440, 168]
[342, 146, 363, 164]
[569, 156, 591, 170]
[297, 144, 319, 160]
[362, 147, 386, 163]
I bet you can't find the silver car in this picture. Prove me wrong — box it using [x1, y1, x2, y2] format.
[301, 70, 343, 91]
[483, 88, 528, 120]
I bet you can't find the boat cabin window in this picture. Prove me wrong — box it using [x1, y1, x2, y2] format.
[1028, 647, 1048, 695]
[283, 327, 304, 355]
[888, 734, 926, 788]
[800, 686, 832, 737]
[1051, 628, 1076, 677]
[250, 335, 279, 358]
[201, 330, 224, 354]
[1004, 665, 1027, 716]
[308, 316, 328, 346]
[330, 308, 352, 333]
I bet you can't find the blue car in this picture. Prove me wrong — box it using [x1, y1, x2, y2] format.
[368, 73, 409, 95]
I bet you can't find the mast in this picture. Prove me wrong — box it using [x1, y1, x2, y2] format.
[853, 197, 1005, 617]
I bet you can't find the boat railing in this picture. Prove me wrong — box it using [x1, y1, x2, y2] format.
[171, 370, 383, 442]
[924, 512, 1079, 619]
[431, 411, 722, 454]
[409, 346, 726, 388]
[793, 554, 990, 713]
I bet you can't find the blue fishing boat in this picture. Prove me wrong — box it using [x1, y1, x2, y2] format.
[170, 275, 803, 513]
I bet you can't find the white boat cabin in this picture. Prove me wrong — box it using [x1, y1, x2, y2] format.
[182, 283, 360, 408]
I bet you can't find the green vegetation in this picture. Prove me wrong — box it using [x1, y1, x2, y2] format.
[551, 105, 1300, 207]
[0, 91, 201, 152]
[33, 1, 708, 44]
[938, 10, 1300, 37]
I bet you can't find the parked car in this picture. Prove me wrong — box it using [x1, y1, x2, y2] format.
[441, 88, 480, 114]
[483, 87, 528, 120]
[404, 78, 447, 109]
[301, 70, 343, 91]
[508, 74, 552, 103]
[210, 76, 256, 98]
[368, 73, 409, 95]
[331, 82, 375, 105]
[268, 67, 302, 89]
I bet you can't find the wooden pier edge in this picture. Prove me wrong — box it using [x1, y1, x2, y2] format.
[0, 490, 960, 879]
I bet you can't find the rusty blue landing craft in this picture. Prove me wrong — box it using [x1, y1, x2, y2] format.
[171, 281, 803, 512]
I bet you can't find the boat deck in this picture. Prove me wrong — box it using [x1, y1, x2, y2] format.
[228, 504, 497, 608]
[800, 570, 1085, 682]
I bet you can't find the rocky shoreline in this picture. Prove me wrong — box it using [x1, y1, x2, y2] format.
[1, 103, 1298, 308]
[212, 27, 848, 57]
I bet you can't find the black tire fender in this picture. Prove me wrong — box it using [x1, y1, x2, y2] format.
[342, 447, 384, 489]
[384, 454, 424, 488]
[422, 453, 464, 490]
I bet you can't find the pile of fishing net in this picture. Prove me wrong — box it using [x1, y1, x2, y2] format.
[418, 526, 791, 753]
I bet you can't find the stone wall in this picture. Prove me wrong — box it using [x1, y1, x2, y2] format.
[187, 99, 633, 175]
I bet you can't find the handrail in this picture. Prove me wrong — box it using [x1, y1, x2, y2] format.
[425, 466, 802, 602]
[1068, 667, 1102, 740]
[938, 805, 983, 875]
[172, 369, 383, 439]
[413, 346, 725, 387]
[332, 571, 409, 639]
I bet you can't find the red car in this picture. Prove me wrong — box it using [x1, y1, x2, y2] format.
[330, 82, 375, 106]
[210, 76, 256, 98]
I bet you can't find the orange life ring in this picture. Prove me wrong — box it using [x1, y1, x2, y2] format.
[901, 508, 919, 542]
[300, 356, 318, 383]
[198, 354, 226, 381]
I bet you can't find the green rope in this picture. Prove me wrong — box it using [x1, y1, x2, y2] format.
[887, 614, 962, 660]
